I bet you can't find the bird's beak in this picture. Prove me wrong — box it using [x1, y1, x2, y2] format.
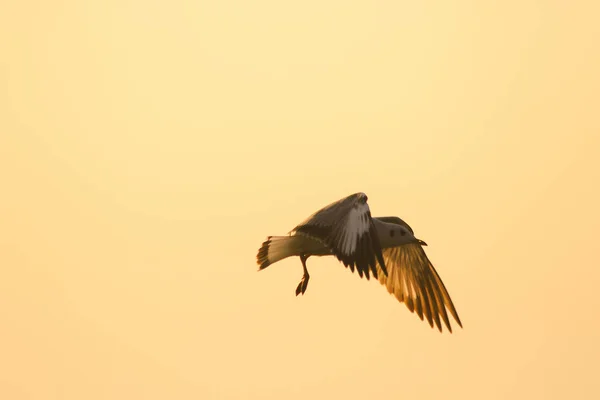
[416, 238, 428, 246]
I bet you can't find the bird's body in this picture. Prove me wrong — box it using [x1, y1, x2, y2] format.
[256, 192, 462, 332]
[257, 218, 416, 266]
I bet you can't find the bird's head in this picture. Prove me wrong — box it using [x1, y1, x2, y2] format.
[385, 225, 427, 247]
[374, 217, 428, 247]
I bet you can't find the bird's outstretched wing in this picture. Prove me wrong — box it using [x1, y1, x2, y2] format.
[376, 243, 462, 332]
[291, 192, 387, 279]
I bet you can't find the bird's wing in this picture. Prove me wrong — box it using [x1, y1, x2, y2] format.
[375, 243, 462, 332]
[291, 192, 387, 279]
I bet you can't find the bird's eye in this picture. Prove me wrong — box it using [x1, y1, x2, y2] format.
[389, 230, 395, 237]
[400, 230, 406, 236]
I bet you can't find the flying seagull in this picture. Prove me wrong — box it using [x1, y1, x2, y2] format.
[256, 192, 462, 332]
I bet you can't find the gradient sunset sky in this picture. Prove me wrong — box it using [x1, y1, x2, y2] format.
[2, 2, 599, 399]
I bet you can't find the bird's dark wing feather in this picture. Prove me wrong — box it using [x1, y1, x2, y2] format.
[376, 243, 462, 332]
[292, 192, 387, 279]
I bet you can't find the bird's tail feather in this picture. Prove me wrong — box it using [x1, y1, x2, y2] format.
[257, 236, 299, 270]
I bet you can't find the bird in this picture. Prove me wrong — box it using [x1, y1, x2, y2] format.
[256, 192, 462, 333]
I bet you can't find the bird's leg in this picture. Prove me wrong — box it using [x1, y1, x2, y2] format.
[295, 254, 310, 296]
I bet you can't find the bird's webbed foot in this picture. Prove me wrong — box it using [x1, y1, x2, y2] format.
[295, 254, 310, 296]
[295, 273, 310, 296]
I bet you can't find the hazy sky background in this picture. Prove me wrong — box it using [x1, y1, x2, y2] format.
[1, 1, 599, 399]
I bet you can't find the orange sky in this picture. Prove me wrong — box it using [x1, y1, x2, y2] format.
[1, 2, 599, 399]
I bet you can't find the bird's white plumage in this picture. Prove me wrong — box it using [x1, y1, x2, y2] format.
[340, 203, 370, 255]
